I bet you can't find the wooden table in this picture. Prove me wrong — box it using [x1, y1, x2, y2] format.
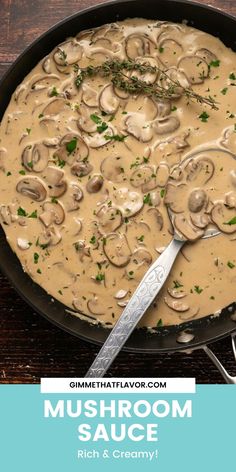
[0, 0, 236, 384]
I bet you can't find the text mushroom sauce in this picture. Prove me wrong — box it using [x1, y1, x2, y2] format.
[1, 18, 236, 328]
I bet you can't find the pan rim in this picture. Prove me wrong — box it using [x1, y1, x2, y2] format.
[0, 0, 236, 353]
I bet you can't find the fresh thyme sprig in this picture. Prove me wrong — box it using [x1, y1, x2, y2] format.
[74, 59, 218, 110]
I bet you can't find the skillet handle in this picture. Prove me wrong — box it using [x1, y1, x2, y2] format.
[202, 333, 236, 384]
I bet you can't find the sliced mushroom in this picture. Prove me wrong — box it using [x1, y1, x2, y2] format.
[164, 296, 190, 312]
[178, 56, 209, 84]
[173, 214, 204, 241]
[149, 190, 161, 207]
[113, 187, 143, 217]
[221, 127, 236, 154]
[39, 201, 65, 227]
[38, 225, 62, 246]
[114, 289, 128, 299]
[168, 287, 187, 299]
[74, 240, 91, 262]
[132, 56, 160, 84]
[131, 248, 152, 265]
[49, 180, 67, 198]
[100, 155, 126, 183]
[71, 160, 93, 177]
[225, 191, 236, 208]
[0, 148, 6, 172]
[185, 157, 215, 185]
[179, 307, 199, 321]
[164, 183, 188, 213]
[188, 189, 208, 213]
[230, 170, 236, 188]
[43, 98, 66, 116]
[195, 48, 217, 64]
[0, 205, 12, 225]
[130, 165, 154, 188]
[97, 204, 122, 234]
[147, 208, 164, 230]
[82, 84, 99, 108]
[43, 137, 60, 147]
[22, 143, 49, 172]
[156, 100, 172, 118]
[42, 56, 51, 74]
[45, 166, 64, 185]
[53, 39, 83, 65]
[190, 212, 210, 229]
[211, 202, 236, 234]
[16, 177, 47, 201]
[156, 163, 169, 187]
[17, 237, 31, 250]
[29, 74, 60, 92]
[104, 233, 131, 267]
[127, 95, 158, 120]
[152, 116, 180, 135]
[87, 297, 104, 316]
[86, 174, 103, 193]
[57, 133, 89, 163]
[158, 39, 183, 67]
[99, 84, 120, 115]
[84, 125, 115, 148]
[125, 34, 151, 60]
[160, 67, 190, 97]
[64, 183, 83, 212]
[125, 114, 153, 142]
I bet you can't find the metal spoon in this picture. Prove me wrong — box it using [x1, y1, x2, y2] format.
[85, 147, 236, 377]
[85, 220, 220, 378]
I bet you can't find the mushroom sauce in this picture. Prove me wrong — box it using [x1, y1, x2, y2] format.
[1, 18, 236, 328]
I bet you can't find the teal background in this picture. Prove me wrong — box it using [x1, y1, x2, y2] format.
[0, 385, 235, 471]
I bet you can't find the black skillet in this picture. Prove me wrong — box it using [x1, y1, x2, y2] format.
[0, 0, 236, 379]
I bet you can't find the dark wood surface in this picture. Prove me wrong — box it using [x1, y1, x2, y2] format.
[0, 0, 236, 384]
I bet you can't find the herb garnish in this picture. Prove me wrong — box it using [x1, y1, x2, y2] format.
[210, 59, 220, 68]
[90, 235, 96, 244]
[143, 193, 152, 205]
[173, 280, 183, 289]
[75, 59, 218, 110]
[223, 216, 236, 226]
[157, 318, 163, 327]
[66, 137, 77, 154]
[50, 86, 59, 97]
[34, 253, 39, 264]
[227, 261, 235, 269]
[199, 111, 209, 122]
[95, 273, 105, 282]
[137, 235, 144, 242]
[221, 87, 228, 95]
[194, 285, 203, 294]
[160, 188, 165, 198]
[17, 207, 27, 217]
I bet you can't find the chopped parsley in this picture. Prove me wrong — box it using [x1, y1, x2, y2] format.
[143, 193, 152, 205]
[160, 188, 165, 198]
[57, 158, 66, 168]
[28, 210, 37, 218]
[104, 134, 127, 142]
[159, 46, 164, 53]
[157, 318, 163, 327]
[17, 207, 27, 217]
[223, 216, 236, 226]
[227, 261, 235, 269]
[50, 86, 59, 97]
[95, 273, 105, 282]
[34, 252, 39, 264]
[6, 171, 11, 176]
[199, 111, 209, 122]
[38, 113, 44, 119]
[37, 268, 42, 274]
[221, 87, 228, 95]
[128, 271, 134, 278]
[137, 235, 144, 242]
[194, 285, 203, 294]
[51, 197, 58, 204]
[171, 106, 177, 112]
[66, 137, 77, 154]
[90, 114, 101, 124]
[229, 72, 236, 80]
[90, 235, 96, 244]
[19, 170, 26, 175]
[173, 280, 183, 289]
[26, 128, 31, 134]
[210, 59, 220, 68]
[97, 122, 108, 133]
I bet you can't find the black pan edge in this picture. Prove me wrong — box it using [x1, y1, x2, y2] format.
[0, 0, 236, 353]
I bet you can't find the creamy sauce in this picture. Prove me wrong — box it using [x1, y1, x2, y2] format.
[1, 18, 236, 327]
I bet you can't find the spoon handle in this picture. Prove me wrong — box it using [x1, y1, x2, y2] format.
[85, 238, 184, 378]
